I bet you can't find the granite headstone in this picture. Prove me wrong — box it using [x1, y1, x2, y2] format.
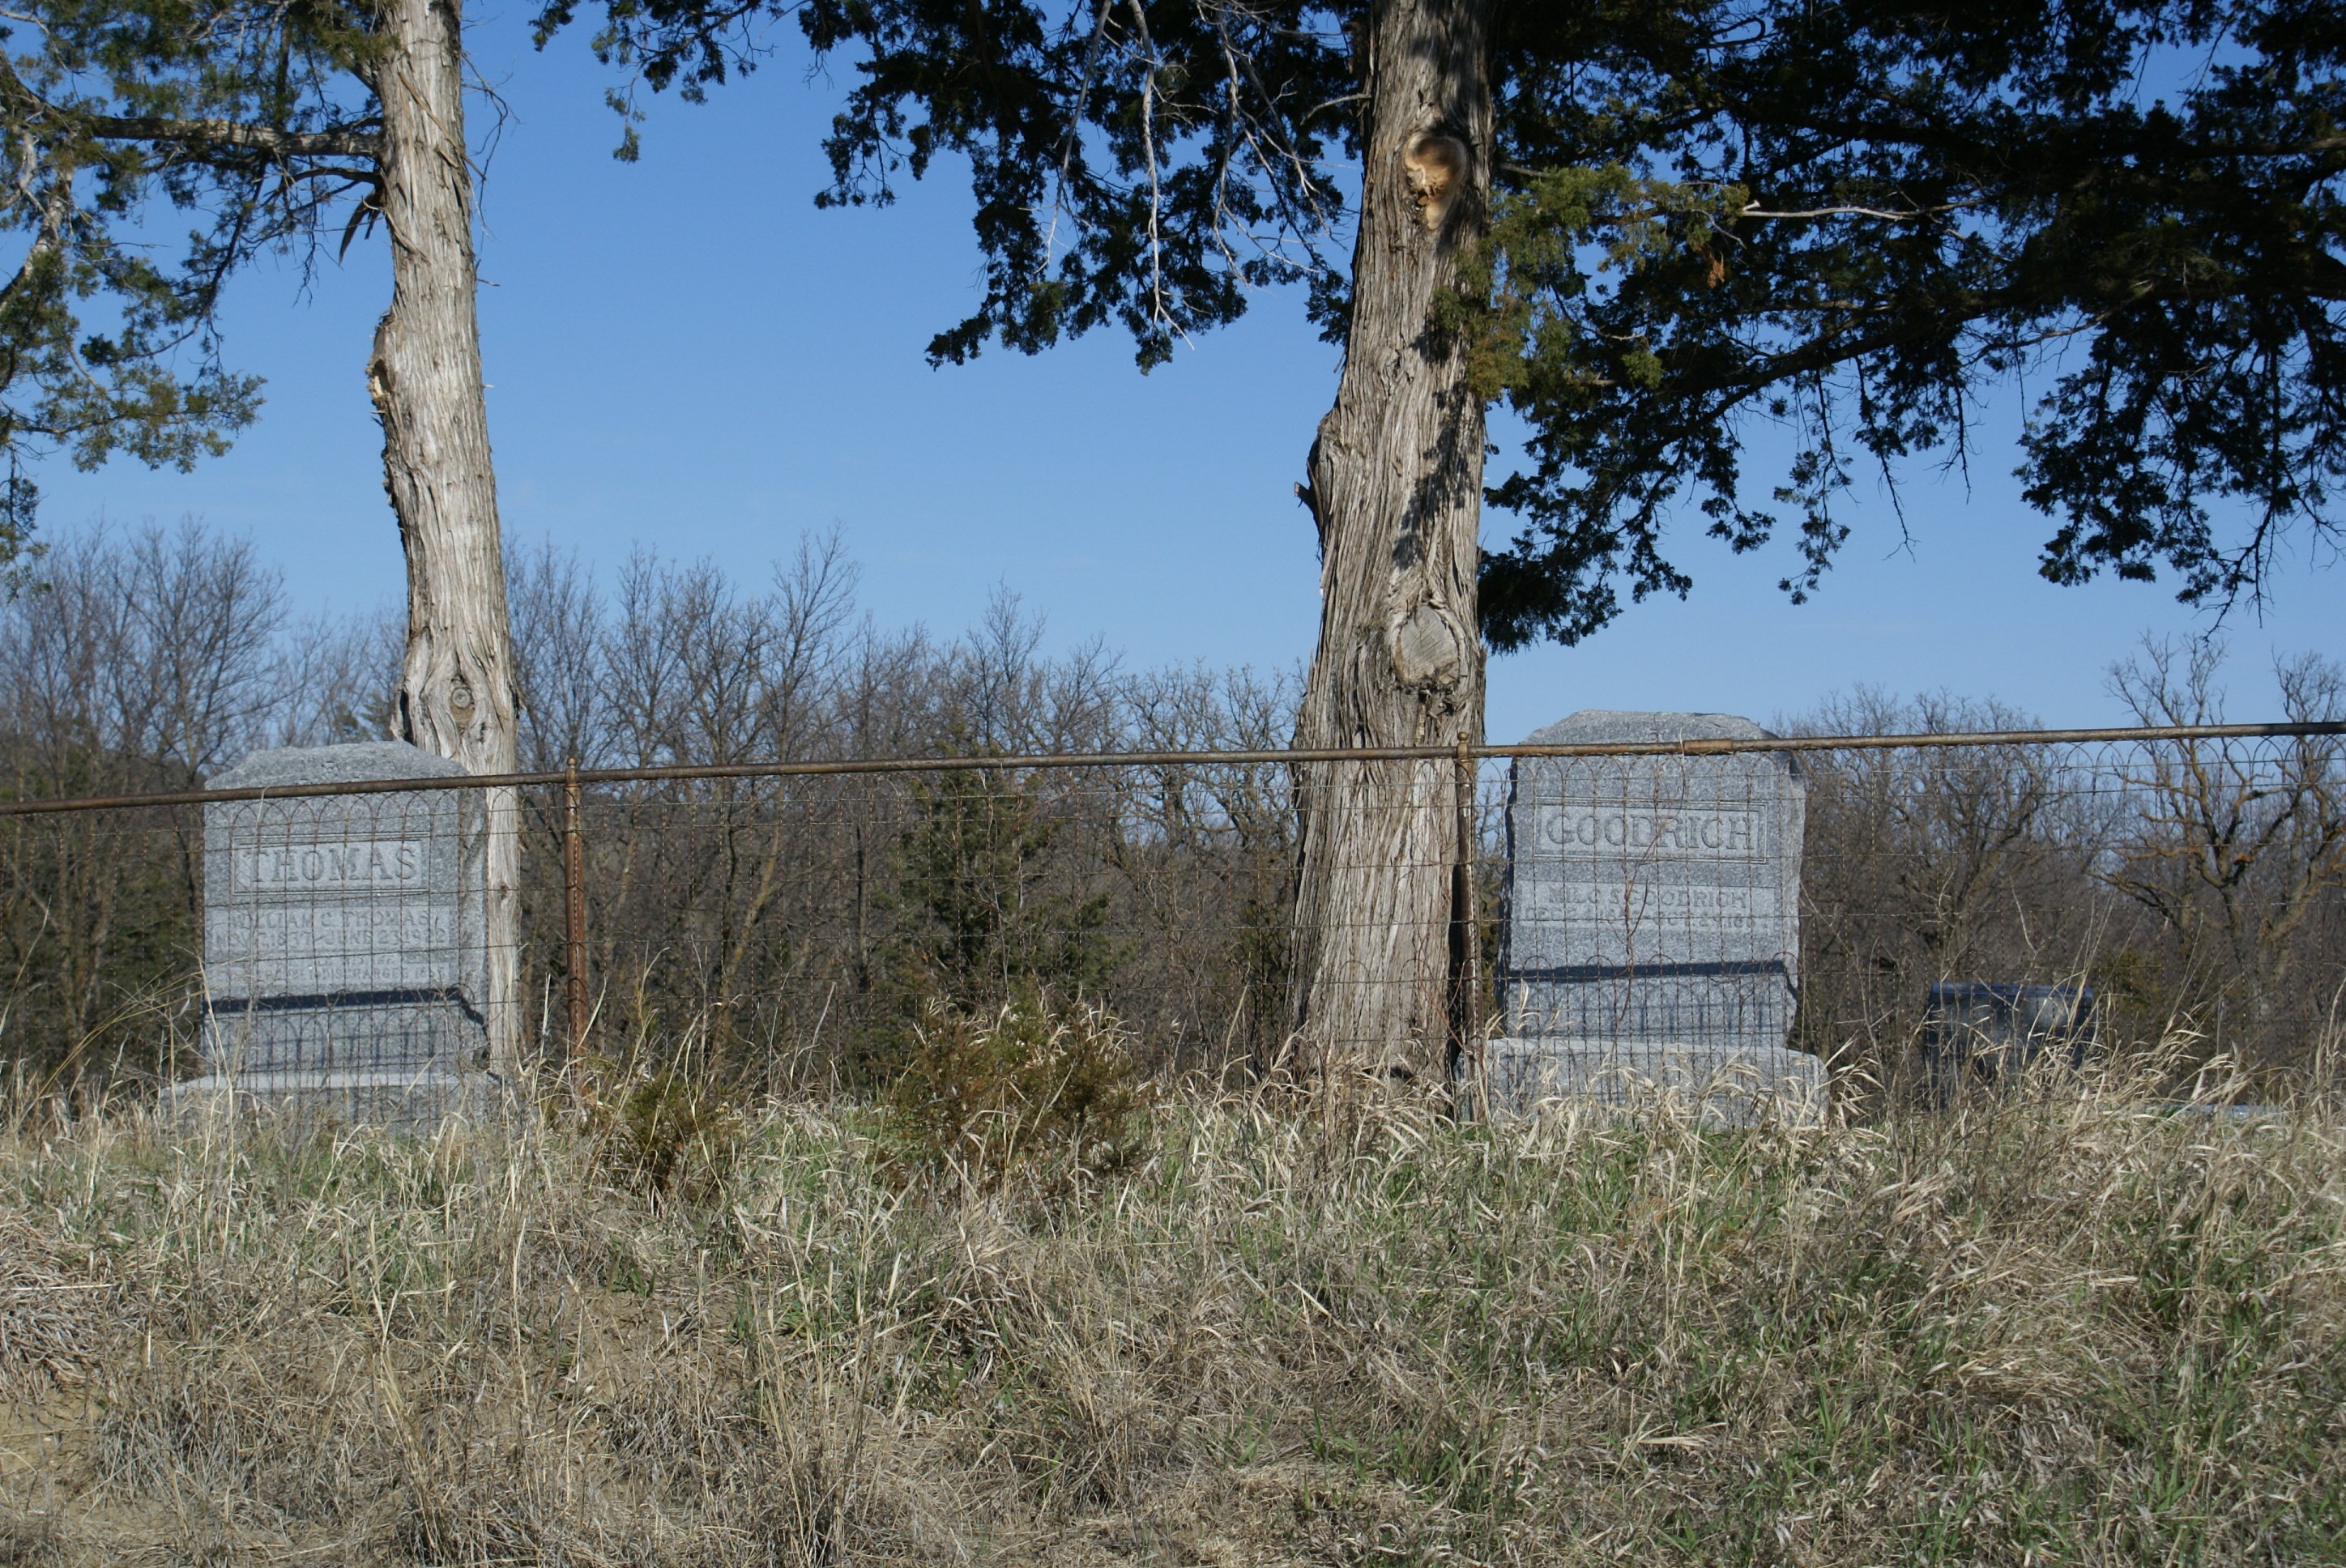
[175, 741, 494, 1128]
[1487, 710, 1823, 1118]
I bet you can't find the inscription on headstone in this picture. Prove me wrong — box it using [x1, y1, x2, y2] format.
[1487, 710, 1823, 1118]
[176, 741, 493, 1128]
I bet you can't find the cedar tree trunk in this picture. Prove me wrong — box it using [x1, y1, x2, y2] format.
[1289, 0, 1494, 1086]
[369, 0, 521, 1076]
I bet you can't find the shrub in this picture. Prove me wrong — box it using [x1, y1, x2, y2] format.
[580, 1058, 743, 1203]
[883, 989, 1148, 1191]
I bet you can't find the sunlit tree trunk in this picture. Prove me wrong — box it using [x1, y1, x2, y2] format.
[1289, 0, 1494, 1087]
[369, 0, 521, 1076]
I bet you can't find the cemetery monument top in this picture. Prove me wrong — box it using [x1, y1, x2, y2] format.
[1521, 709, 1776, 748]
[213, 740, 471, 790]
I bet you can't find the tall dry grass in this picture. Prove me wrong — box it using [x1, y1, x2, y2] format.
[0, 1061, 2339, 1565]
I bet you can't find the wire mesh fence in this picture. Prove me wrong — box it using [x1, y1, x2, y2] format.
[3, 721, 2344, 1113]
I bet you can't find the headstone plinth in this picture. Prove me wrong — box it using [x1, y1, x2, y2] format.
[172, 742, 497, 1131]
[1487, 710, 1824, 1121]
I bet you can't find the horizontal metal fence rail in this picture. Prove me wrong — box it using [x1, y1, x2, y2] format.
[5, 719, 2343, 816]
[6, 723, 2342, 1109]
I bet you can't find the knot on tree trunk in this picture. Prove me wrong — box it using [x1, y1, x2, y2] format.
[1402, 131, 1470, 235]
[1392, 601, 1466, 694]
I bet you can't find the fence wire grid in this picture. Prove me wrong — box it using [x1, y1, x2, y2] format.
[4, 722, 2345, 1110]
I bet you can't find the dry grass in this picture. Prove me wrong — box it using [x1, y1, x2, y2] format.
[0, 1059, 2338, 1566]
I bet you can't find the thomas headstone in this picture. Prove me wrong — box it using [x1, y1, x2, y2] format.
[1486, 710, 1824, 1119]
[174, 741, 494, 1129]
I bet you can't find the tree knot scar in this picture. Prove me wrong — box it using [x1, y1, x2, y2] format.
[1392, 603, 1464, 692]
[1402, 133, 1469, 234]
[366, 364, 390, 413]
[448, 675, 476, 723]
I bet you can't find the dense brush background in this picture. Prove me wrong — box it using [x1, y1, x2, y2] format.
[4, 522, 2341, 1104]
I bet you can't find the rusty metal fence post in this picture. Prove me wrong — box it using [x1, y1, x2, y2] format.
[564, 756, 587, 1063]
[1452, 735, 1486, 1115]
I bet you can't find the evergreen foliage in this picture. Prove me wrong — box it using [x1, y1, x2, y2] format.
[544, 0, 1358, 368]
[0, 0, 656, 589]
[881, 989, 1148, 1191]
[0, 0, 394, 576]
[853, 758, 1128, 1081]
[1470, 0, 2346, 648]
[561, 0, 2345, 634]
[889, 762, 1122, 1008]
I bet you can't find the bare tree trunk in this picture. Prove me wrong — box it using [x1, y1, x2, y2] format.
[1289, 0, 1494, 1086]
[369, 0, 521, 1076]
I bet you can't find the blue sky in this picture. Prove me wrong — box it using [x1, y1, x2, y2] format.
[34, 10, 2344, 744]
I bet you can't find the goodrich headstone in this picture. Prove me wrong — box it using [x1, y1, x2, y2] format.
[175, 741, 495, 1129]
[1487, 710, 1823, 1118]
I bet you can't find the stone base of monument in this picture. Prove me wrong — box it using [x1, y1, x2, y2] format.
[1478, 1037, 1827, 1125]
[165, 1067, 506, 1135]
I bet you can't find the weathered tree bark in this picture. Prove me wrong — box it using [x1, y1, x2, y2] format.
[1289, 0, 1494, 1087]
[369, 0, 522, 1076]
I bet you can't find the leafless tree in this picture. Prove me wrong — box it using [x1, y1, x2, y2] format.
[0, 524, 292, 1091]
[11, 523, 2341, 1102]
[2101, 639, 2346, 1065]
[1791, 690, 2115, 1092]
